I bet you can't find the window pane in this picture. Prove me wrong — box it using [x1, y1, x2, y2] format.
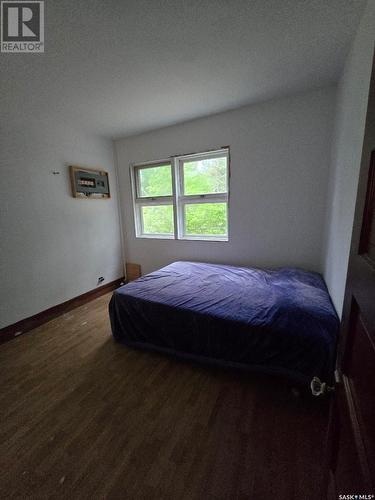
[141, 205, 174, 235]
[183, 156, 227, 195]
[184, 203, 227, 237]
[138, 165, 172, 197]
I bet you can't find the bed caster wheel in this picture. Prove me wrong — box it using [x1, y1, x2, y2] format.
[310, 377, 335, 396]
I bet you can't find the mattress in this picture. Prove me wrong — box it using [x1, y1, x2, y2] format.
[109, 261, 339, 386]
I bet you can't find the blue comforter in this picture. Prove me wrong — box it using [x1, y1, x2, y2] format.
[109, 261, 339, 386]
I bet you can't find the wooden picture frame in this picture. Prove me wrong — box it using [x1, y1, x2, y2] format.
[70, 165, 110, 199]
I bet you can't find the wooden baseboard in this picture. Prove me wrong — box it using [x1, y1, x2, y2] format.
[0, 278, 124, 344]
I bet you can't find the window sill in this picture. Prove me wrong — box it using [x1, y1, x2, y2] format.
[135, 234, 228, 242]
[136, 234, 175, 240]
[179, 236, 229, 242]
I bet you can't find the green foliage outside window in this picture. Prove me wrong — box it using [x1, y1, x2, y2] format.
[183, 157, 227, 195]
[138, 156, 228, 237]
[185, 203, 227, 236]
[142, 205, 174, 234]
[139, 165, 172, 197]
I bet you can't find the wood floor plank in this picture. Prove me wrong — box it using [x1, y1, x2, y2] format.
[0, 293, 329, 499]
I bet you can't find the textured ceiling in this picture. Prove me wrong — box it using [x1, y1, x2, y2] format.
[0, 0, 366, 138]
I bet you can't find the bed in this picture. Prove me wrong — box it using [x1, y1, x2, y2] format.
[109, 261, 339, 388]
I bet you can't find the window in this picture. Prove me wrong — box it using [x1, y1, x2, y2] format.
[131, 148, 229, 241]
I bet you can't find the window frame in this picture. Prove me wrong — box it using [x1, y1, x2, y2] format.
[130, 148, 230, 241]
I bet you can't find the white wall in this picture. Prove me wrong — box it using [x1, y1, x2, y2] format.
[115, 87, 336, 277]
[0, 120, 123, 329]
[322, 0, 375, 317]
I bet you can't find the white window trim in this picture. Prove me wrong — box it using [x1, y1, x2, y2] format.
[130, 148, 230, 242]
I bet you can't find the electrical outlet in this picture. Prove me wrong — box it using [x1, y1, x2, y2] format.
[97, 276, 105, 285]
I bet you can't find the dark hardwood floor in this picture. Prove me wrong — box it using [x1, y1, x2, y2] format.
[0, 293, 329, 499]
